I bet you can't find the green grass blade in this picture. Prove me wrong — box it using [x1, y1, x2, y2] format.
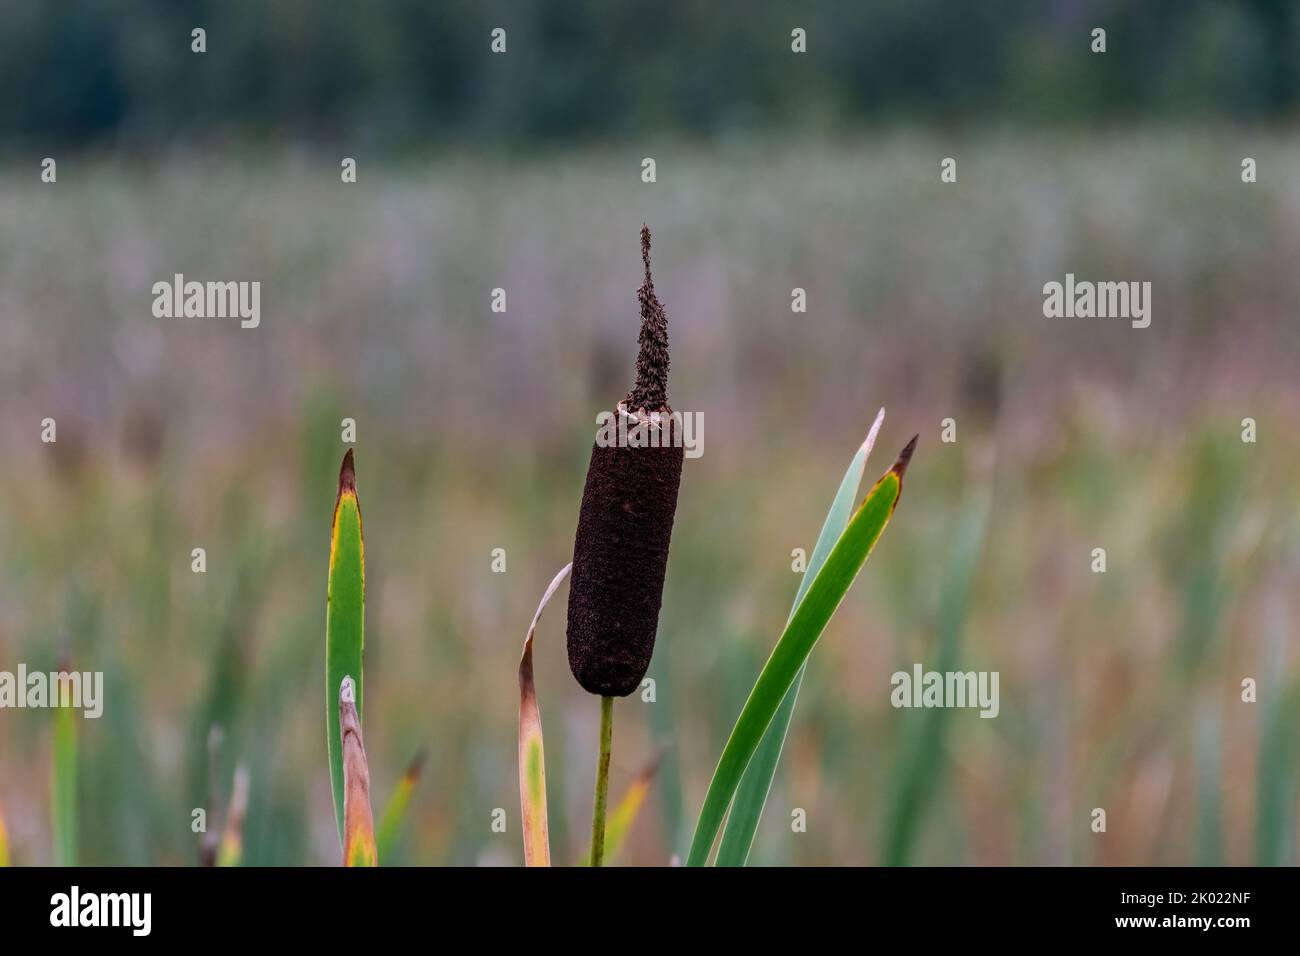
[687, 436, 916, 867]
[715, 410, 885, 866]
[52, 670, 78, 866]
[376, 750, 426, 862]
[1255, 604, 1295, 865]
[327, 449, 365, 848]
[581, 749, 665, 865]
[881, 498, 985, 865]
[518, 563, 571, 867]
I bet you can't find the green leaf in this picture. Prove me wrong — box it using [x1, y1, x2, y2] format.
[327, 449, 365, 848]
[376, 751, 426, 863]
[715, 410, 884, 866]
[581, 749, 665, 866]
[687, 435, 916, 867]
[881, 499, 985, 865]
[1255, 606, 1296, 865]
[0, 802, 10, 866]
[52, 670, 78, 867]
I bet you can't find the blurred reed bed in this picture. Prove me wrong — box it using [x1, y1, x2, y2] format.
[0, 131, 1296, 864]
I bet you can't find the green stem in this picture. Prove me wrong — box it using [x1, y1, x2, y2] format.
[589, 695, 614, 867]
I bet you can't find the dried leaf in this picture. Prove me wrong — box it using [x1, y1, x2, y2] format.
[518, 563, 572, 867]
[340, 675, 377, 867]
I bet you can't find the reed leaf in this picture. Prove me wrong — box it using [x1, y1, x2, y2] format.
[1255, 605, 1295, 865]
[327, 449, 365, 847]
[518, 563, 572, 867]
[216, 766, 249, 867]
[716, 409, 885, 866]
[340, 675, 377, 866]
[376, 751, 426, 862]
[0, 803, 10, 866]
[52, 669, 78, 866]
[583, 749, 665, 865]
[687, 436, 916, 866]
[882, 498, 985, 865]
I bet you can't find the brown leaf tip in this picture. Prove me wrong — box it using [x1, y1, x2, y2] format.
[338, 448, 356, 495]
[405, 749, 427, 782]
[891, 434, 919, 479]
[641, 745, 668, 781]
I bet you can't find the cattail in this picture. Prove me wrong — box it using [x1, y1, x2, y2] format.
[567, 225, 685, 697]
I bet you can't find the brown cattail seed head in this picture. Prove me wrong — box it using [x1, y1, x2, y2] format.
[626, 224, 670, 414]
[566, 226, 685, 697]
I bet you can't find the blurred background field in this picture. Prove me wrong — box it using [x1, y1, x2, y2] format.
[1, 1, 1299, 866]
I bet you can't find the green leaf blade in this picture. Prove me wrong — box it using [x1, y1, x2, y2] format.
[327, 450, 365, 848]
[376, 751, 425, 862]
[715, 411, 884, 866]
[52, 685, 77, 866]
[881, 499, 984, 865]
[687, 436, 914, 867]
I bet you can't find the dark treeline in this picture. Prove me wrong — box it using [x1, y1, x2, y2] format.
[3, 0, 1297, 148]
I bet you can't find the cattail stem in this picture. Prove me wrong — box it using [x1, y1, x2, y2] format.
[589, 695, 615, 866]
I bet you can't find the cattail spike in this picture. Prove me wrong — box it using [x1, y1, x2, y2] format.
[626, 225, 671, 413]
[568, 226, 685, 697]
